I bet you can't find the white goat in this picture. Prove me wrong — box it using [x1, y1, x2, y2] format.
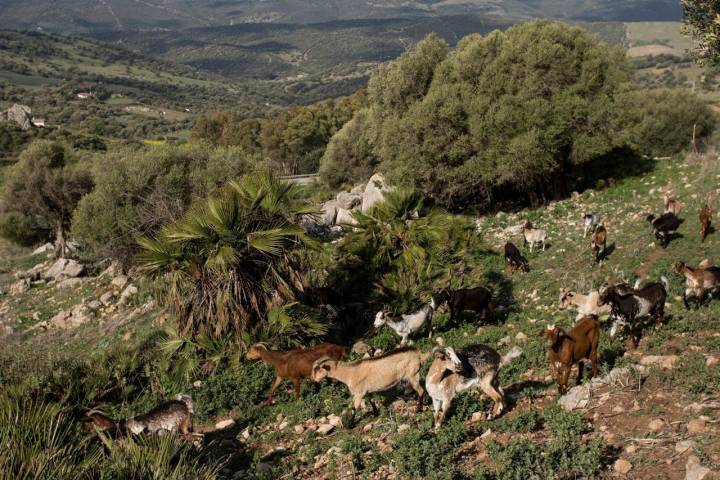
[374, 299, 437, 345]
[312, 347, 431, 422]
[558, 288, 611, 323]
[425, 345, 522, 429]
[582, 213, 601, 237]
[522, 221, 547, 252]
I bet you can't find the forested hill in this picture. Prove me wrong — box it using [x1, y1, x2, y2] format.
[0, 0, 681, 33]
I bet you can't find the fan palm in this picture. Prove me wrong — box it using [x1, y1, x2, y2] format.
[137, 173, 316, 340]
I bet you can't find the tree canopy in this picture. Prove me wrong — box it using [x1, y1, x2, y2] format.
[681, 0, 720, 64]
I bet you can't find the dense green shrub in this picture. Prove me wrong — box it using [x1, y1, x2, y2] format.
[72, 143, 257, 262]
[0, 140, 93, 254]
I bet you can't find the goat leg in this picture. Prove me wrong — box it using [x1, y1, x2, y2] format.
[576, 360, 585, 386]
[260, 376, 284, 406]
[293, 378, 302, 399]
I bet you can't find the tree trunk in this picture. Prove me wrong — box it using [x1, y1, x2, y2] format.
[55, 223, 67, 259]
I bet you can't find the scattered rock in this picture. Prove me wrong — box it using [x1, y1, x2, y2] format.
[335, 207, 358, 227]
[240, 427, 251, 440]
[625, 445, 637, 454]
[44, 258, 84, 280]
[361, 173, 393, 213]
[294, 424, 305, 435]
[648, 419, 665, 432]
[32, 243, 55, 256]
[497, 336, 511, 347]
[87, 300, 102, 311]
[9, 279, 30, 296]
[685, 455, 711, 480]
[612, 406, 625, 414]
[614, 458, 633, 475]
[687, 419, 706, 434]
[5, 103, 32, 130]
[100, 261, 123, 278]
[278, 421, 288, 430]
[118, 284, 138, 304]
[470, 412, 486, 423]
[111, 275, 129, 289]
[56, 277, 83, 289]
[558, 384, 590, 411]
[327, 414, 342, 427]
[352, 341, 371, 355]
[319, 200, 339, 226]
[706, 355, 719, 368]
[335, 191, 362, 210]
[640, 355, 679, 369]
[397, 424, 410, 433]
[675, 440, 696, 454]
[515, 332, 528, 343]
[316, 423, 335, 435]
[215, 419, 235, 430]
[192, 380, 203, 388]
[100, 291, 115, 306]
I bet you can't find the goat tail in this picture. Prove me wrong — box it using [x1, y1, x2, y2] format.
[500, 346, 523, 368]
[660, 276, 670, 292]
[175, 394, 194, 413]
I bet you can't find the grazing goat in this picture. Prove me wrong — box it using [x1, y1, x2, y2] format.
[540, 316, 599, 394]
[664, 194, 681, 215]
[504, 241, 529, 272]
[433, 287, 493, 321]
[672, 261, 720, 309]
[374, 300, 436, 345]
[647, 213, 681, 248]
[558, 288, 611, 323]
[425, 345, 521, 429]
[590, 225, 607, 263]
[583, 213, 601, 237]
[522, 221, 547, 252]
[121, 394, 194, 435]
[598, 279, 667, 347]
[81, 411, 120, 435]
[246, 343, 349, 405]
[700, 204, 712, 243]
[312, 347, 431, 423]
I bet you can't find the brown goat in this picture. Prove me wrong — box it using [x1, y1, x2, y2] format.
[672, 261, 720, 309]
[539, 315, 600, 394]
[590, 225, 607, 263]
[246, 342, 349, 405]
[664, 194, 681, 215]
[81, 411, 119, 434]
[700, 204, 712, 243]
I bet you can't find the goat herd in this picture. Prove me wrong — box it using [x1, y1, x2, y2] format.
[83, 194, 720, 441]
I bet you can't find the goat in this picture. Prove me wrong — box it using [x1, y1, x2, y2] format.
[246, 342, 349, 405]
[540, 316, 599, 394]
[700, 204, 712, 243]
[582, 212, 601, 237]
[672, 261, 720, 309]
[647, 213, 681, 248]
[121, 394, 194, 436]
[312, 347, 431, 423]
[522, 221, 547, 252]
[504, 241, 529, 272]
[558, 288, 611, 323]
[664, 194, 681, 215]
[432, 287, 493, 321]
[590, 225, 607, 263]
[425, 345, 522, 429]
[81, 410, 120, 435]
[598, 279, 667, 347]
[374, 300, 436, 345]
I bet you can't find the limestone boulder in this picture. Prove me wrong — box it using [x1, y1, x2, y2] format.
[361, 173, 392, 213]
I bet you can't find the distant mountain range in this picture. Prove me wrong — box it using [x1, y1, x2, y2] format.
[0, 0, 682, 33]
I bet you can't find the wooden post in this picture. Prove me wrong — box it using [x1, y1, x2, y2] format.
[692, 123, 698, 155]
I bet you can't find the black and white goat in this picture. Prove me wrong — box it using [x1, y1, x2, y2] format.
[598, 278, 668, 347]
[504, 241, 529, 272]
[425, 344, 521, 429]
[646, 212, 681, 248]
[583, 213, 601, 237]
[374, 299, 437, 345]
[432, 287, 493, 321]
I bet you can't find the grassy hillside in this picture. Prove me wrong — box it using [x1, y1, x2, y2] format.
[1, 153, 719, 478]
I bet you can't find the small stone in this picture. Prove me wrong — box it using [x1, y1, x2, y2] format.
[363, 423, 374, 432]
[497, 336, 511, 347]
[87, 300, 102, 311]
[316, 424, 335, 435]
[352, 341, 371, 355]
[470, 411, 486, 423]
[480, 429, 492, 439]
[625, 445, 637, 454]
[706, 356, 718, 368]
[327, 414, 342, 427]
[215, 419, 235, 430]
[685, 455, 711, 480]
[675, 440, 695, 454]
[192, 380, 203, 388]
[56, 277, 83, 289]
[118, 284, 138, 304]
[111, 275, 129, 289]
[515, 332, 528, 343]
[397, 424, 410, 433]
[294, 424, 305, 435]
[614, 458, 633, 474]
[612, 406, 625, 413]
[648, 419, 665, 432]
[100, 291, 115, 305]
[687, 419, 706, 434]
[240, 427, 251, 439]
[278, 421, 288, 430]
[640, 355, 679, 369]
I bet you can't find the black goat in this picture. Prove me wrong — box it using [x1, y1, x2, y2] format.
[433, 287, 493, 321]
[646, 213, 681, 248]
[504, 242, 529, 272]
[598, 279, 667, 347]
